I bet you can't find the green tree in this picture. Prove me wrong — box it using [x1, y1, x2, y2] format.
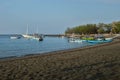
[111, 22, 120, 33]
[65, 21, 120, 34]
[97, 28, 105, 33]
[104, 24, 112, 33]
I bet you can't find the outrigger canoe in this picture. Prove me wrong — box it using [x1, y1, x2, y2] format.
[87, 38, 113, 43]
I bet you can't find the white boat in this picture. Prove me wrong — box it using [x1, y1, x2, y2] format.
[105, 38, 113, 40]
[68, 38, 87, 43]
[32, 36, 43, 41]
[10, 36, 21, 39]
[22, 25, 32, 39]
[22, 34, 33, 39]
[22, 25, 43, 41]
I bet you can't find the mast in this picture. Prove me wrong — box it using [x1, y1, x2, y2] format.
[26, 24, 28, 35]
[36, 24, 38, 34]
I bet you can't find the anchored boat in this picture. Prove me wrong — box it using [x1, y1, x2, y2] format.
[68, 38, 87, 43]
[22, 25, 43, 41]
[10, 36, 21, 39]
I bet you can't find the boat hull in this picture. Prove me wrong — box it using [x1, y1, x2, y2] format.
[10, 36, 21, 39]
[88, 39, 112, 43]
[68, 38, 87, 43]
[22, 34, 43, 41]
[22, 34, 33, 38]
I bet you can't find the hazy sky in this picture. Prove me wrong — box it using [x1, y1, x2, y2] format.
[0, 0, 120, 34]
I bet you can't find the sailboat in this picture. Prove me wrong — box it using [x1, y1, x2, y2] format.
[22, 25, 43, 41]
[22, 25, 32, 38]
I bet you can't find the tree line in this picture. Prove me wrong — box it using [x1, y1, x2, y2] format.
[65, 21, 120, 34]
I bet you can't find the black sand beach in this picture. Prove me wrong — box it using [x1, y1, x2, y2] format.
[0, 39, 120, 80]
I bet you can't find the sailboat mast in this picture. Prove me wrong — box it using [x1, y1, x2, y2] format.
[36, 25, 38, 34]
[26, 24, 28, 35]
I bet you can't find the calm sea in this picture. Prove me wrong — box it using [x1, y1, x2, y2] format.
[0, 35, 94, 59]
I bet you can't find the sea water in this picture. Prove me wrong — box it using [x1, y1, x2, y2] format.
[0, 35, 94, 58]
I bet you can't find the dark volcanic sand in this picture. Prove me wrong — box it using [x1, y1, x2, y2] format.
[0, 40, 120, 80]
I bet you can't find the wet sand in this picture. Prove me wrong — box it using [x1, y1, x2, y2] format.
[0, 39, 120, 80]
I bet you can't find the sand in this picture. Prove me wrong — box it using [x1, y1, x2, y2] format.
[0, 39, 120, 80]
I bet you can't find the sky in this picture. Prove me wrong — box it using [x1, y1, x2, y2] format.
[0, 0, 120, 34]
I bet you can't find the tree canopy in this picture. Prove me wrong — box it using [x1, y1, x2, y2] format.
[65, 21, 120, 34]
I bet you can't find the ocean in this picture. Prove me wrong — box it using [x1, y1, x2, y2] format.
[0, 35, 94, 59]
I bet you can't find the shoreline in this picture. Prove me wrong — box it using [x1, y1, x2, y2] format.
[0, 38, 120, 61]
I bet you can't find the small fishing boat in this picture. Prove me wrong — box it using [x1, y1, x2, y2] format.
[31, 34, 43, 41]
[10, 36, 21, 39]
[68, 38, 87, 43]
[105, 38, 113, 41]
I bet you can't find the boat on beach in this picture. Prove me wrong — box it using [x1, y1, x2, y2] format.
[87, 38, 113, 43]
